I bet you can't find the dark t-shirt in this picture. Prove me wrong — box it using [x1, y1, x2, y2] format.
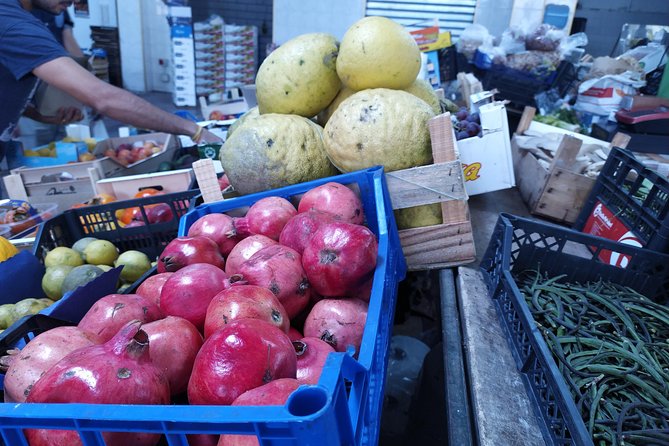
[31, 9, 74, 46]
[0, 1, 68, 141]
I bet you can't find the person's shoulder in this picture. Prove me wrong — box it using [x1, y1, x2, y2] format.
[0, 1, 44, 34]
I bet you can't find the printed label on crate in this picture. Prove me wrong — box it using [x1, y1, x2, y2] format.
[582, 201, 644, 267]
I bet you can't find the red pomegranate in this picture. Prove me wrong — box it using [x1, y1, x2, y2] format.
[136, 272, 173, 307]
[142, 316, 204, 395]
[294, 337, 335, 385]
[301, 221, 377, 297]
[160, 263, 231, 331]
[237, 244, 311, 319]
[187, 213, 243, 256]
[225, 234, 277, 276]
[3, 326, 102, 403]
[298, 182, 364, 224]
[233, 196, 297, 241]
[204, 285, 290, 339]
[188, 318, 297, 406]
[303, 298, 368, 355]
[157, 236, 225, 273]
[218, 379, 301, 446]
[78, 294, 163, 343]
[278, 210, 335, 254]
[25, 320, 170, 446]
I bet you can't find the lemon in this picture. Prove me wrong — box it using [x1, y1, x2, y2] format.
[256, 33, 341, 118]
[83, 240, 119, 266]
[96, 264, 114, 272]
[72, 237, 99, 256]
[317, 86, 356, 126]
[44, 247, 84, 268]
[42, 265, 75, 300]
[115, 250, 151, 283]
[336, 16, 421, 90]
[394, 204, 443, 230]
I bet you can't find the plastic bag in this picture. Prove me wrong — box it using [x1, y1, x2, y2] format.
[525, 24, 564, 52]
[559, 32, 588, 57]
[575, 71, 646, 118]
[499, 27, 526, 55]
[457, 24, 493, 61]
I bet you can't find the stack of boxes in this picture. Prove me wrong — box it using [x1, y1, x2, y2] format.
[224, 25, 258, 90]
[167, 6, 196, 107]
[193, 16, 226, 101]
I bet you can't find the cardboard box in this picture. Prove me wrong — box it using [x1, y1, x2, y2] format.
[95, 169, 193, 200]
[456, 102, 515, 196]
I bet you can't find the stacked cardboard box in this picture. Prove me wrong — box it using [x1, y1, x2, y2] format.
[224, 25, 257, 90]
[194, 16, 226, 99]
[168, 6, 196, 107]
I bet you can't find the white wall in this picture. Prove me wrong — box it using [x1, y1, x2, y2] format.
[68, 0, 117, 51]
[273, 0, 366, 44]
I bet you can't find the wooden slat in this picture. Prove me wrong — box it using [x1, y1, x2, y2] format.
[549, 135, 582, 173]
[516, 106, 536, 134]
[399, 221, 475, 270]
[513, 138, 550, 212]
[428, 113, 470, 225]
[386, 161, 467, 209]
[534, 168, 595, 224]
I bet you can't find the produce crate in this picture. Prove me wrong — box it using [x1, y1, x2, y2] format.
[481, 60, 576, 109]
[2, 133, 180, 210]
[574, 146, 669, 259]
[479, 213, 669, 446]
[33, 190, 199, 263]
[386, 113, 476, 270]
[512, 106, 631, 224]
[0, 166, 406, 445]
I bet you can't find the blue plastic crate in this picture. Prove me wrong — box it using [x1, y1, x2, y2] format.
[0, 166, 406, 446]
[480, 213, 669, 446]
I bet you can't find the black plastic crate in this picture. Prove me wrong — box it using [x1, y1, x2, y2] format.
[480, 213, 669, 446]
[482, 60, 576, 109]
[574, 147, 669, 257]
[33, 190, 199, 263]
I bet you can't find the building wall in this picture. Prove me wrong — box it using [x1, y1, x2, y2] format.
[575, 0, 669, 57]
[185, 0, 669, 67]
[189, 0, 273, 65]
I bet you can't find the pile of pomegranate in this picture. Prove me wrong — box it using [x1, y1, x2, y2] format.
[1, 181, 378, 446]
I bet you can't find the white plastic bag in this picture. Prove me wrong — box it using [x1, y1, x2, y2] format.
[575, 72, 646, 118]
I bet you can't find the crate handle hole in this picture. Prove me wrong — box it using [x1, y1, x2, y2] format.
[286, 386, 328, 417]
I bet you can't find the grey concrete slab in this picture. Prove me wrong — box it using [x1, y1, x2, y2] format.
[456, 266, 546, 446]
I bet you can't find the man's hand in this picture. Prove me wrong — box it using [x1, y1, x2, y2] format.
[199, 128, 223, 143]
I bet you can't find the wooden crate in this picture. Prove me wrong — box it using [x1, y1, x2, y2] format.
[386, 113, 476, 270]
[512, 107, 630, 225]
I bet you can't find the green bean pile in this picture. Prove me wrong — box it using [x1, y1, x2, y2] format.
[517, 271, 669, 446]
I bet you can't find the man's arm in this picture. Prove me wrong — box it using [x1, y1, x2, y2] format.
[33, 57, 220, 142]
[61, 27, 84, 58]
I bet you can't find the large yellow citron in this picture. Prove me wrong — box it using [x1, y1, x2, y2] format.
[323, 88, 435, 173]
[219, 114, 338, 195]
[336, 16, 421, 91]
[255, 33, 341, 117]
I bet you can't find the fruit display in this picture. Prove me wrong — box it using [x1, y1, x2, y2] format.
[40, 238, 152, 300]
[452, 106, 483, 141]
[221, 15, 441, 195]
[103, 140, 163, 167]
[6, 181, 378, 441]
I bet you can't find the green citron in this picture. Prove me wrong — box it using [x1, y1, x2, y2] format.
[0, 304, 15, 329]
[220, 113, 338, 195]
[394, 204, 443, 230]
[61, 264, 105, 296]
[403, 79, 442, 115]
[83, 239, 119, 266]
[44, 246, 84, 268]
[227, 106, 260, 137]
[13, 298, 49, 321]
[115, 250, 151, 283]
[41, 265, 75, 300]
